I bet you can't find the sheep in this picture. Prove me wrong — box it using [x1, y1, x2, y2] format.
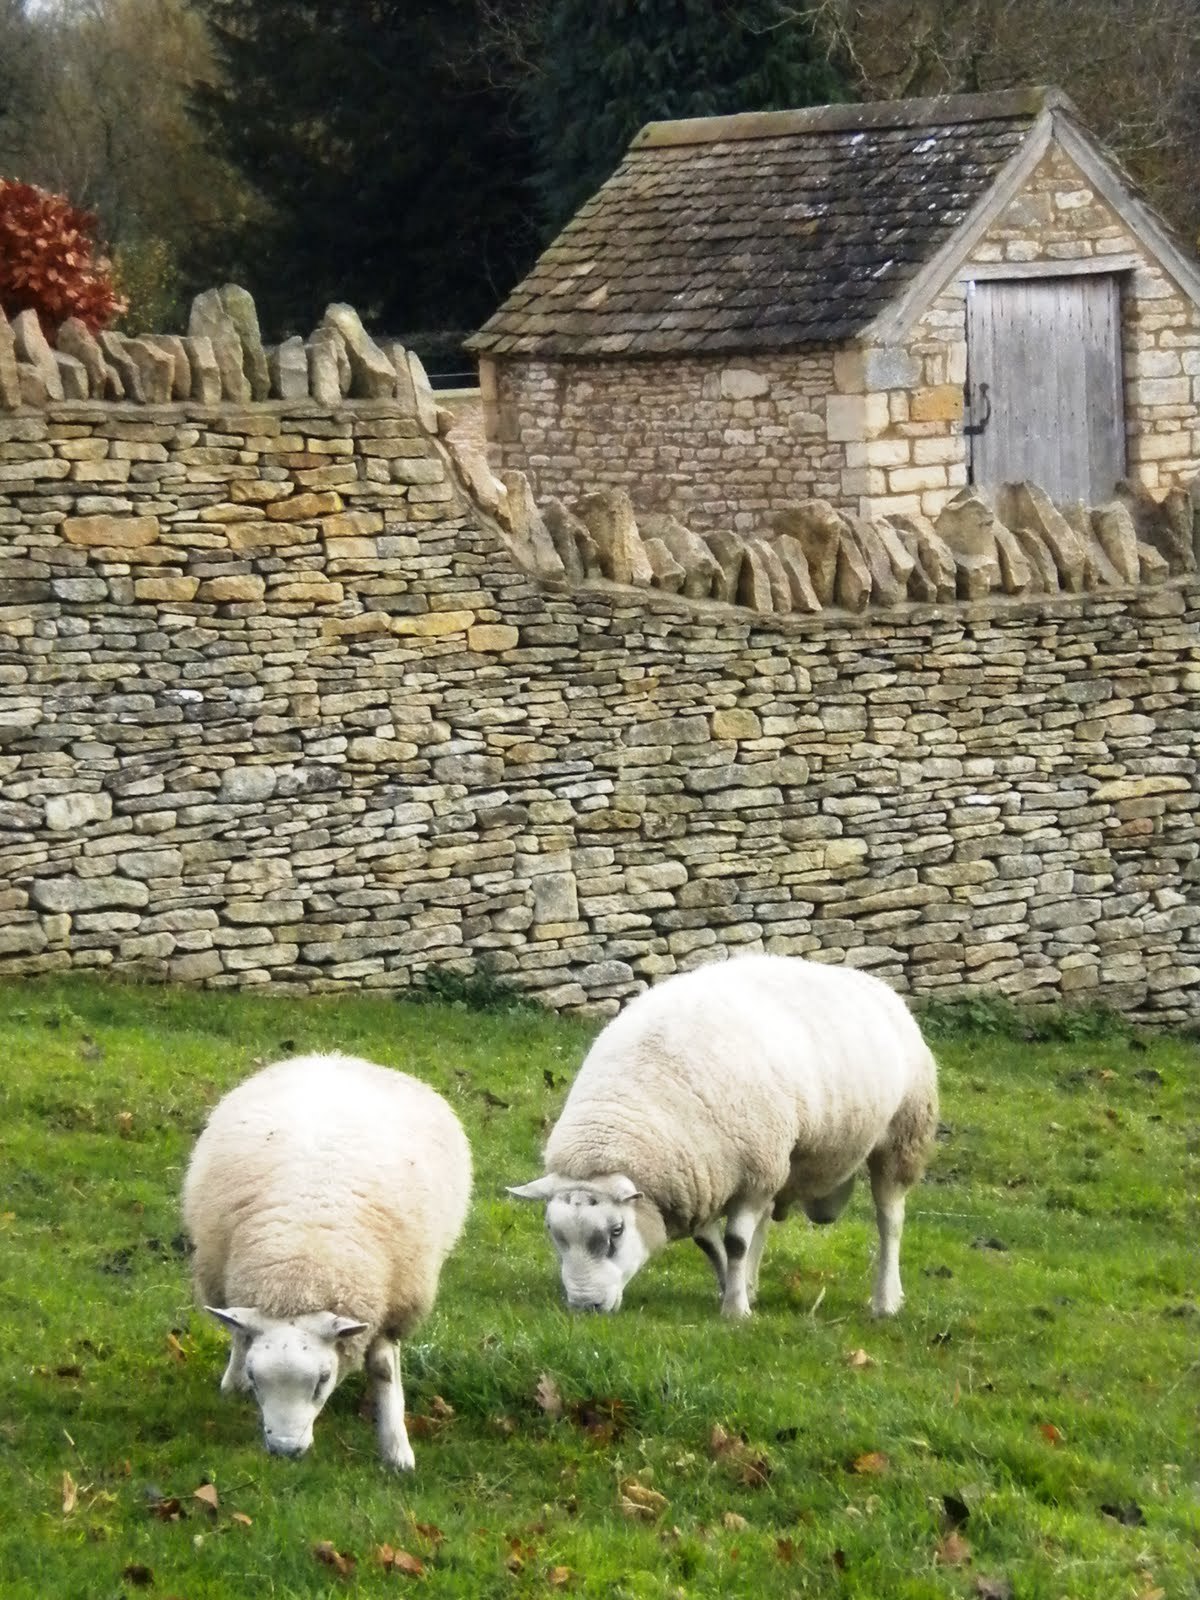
[182, 1052, 471, 1469]
[509, 954, 938, 1319]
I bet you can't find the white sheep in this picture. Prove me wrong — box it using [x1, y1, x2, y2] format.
[509, 954, 938, 1318]
[182, 1052, 471, 1469]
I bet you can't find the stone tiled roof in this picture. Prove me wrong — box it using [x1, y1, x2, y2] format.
[468, 89, 1063, 359]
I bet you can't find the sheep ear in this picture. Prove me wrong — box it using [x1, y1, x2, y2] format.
[206, 1305, 265, 1339]
[606, 1175, 643, 1204]
[506, 1175, 567, 1202]
[309, 1312, 369, 1343]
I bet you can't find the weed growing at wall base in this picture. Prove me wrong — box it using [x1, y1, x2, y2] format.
[0, 975, 1197, 1598]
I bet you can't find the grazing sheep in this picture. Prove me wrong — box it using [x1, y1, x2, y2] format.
[182, 1053, 471, 1469]
[510, 955, 937, 1319]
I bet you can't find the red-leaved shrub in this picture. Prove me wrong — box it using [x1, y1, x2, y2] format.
[0, 178, 127, 335]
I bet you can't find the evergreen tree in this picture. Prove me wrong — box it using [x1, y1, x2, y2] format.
[193, 1, 538, 352]
[528, 0, 849, 232]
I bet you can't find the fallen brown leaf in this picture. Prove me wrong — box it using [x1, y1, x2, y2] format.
[116, 1111, 134, 1137]
[376, 1544, 424, 1576]
[61, 1470, 77, 1515]
[936, 1531, 972, 1566]
[1135, 1588, 1166, 1600]
[851, 1451, 889, 1476]
[193, 1483, 219, 1514]
[230, 1512, 252, 1528]
[721, 1511, 748, 1531]
[846, 1348, 875, 1369]
[313, 1541, 357, 1578]
[535, 1372, 564, 1420]
[412, 1522, 444, 1547]
[619, 1480, 668, 1519]
[122, 1565, 154, 1587]
[548, 1566, 574, 1588]
[709, 1424, 772, 1487]
[776, 1537, 798, 1563]
[148, 1497, 184, 1522]
[428, 1395, 455, 1420]
[165, 1333, 188, 1364]
[1038, 1423, 1064, 1446]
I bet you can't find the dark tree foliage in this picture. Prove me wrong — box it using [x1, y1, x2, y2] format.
[528, 0, 850, 232]
[192, 0, 538, 353]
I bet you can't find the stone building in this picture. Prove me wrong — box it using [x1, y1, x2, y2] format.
[468, 87, 1200, 532]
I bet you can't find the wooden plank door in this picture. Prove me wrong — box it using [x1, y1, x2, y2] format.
[966, 275, 1125, 504]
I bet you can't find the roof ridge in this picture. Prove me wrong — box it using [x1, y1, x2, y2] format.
[632, 86, 1069, 150]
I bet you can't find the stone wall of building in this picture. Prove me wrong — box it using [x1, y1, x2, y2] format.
[486, 350, 845, 533]
[2, 398, 1199, 1022]
[836, 145, 1200, 521]
[488, 144, 1200, 535]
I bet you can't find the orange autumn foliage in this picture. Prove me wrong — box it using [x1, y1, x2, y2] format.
[0, 179, 127, 335]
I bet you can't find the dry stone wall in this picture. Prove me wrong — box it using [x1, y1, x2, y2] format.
[2, 390, 1199, 1022]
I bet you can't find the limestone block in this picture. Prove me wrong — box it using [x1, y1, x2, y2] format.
[382, 341, 418, 415]
[772, 534, 822, 612]
[13, 309, 64, 399]
[1090, 501, 1141, 584]
[307, 325, 346, 404]
[45, 792, 112, 831]
[719, 366, 769, 399]
[1115, 479, 1195, 574]
[322, 303, 397, 398]
[55, 318, 107, 397]
[188, 289, 251, 402]
[496, 470, 567, 581]
[999, 482, 1087, 592]
[406, 347, 439, 433]
[834, 527, 871, 612]
[1013, 525, 1060, 591]
[934, 489, 1002, 599]
[391, 609, 474, 637]
[467, 624, 519, 651]
[0, 308, 21, 409]
[198, 575, 266, 602]
[219, 765, 277, 802]
[737, 541, 776, 611]
[266, 491, 342, 520]
[143, 334, 192, 400]
[642, 513, 720, 599]
[218, 283, 271, 399]
[134, 575, 200, 602]
[771, 500, 843, 605]
[448, 439, 504, 517]
[703, 529, 747, 603]
[574, 486, 652, 587]
[54, 351, 89, 400]
[848, 517, 905, 606]
[62, 514, 160, 548]
[993, 524, 1035, 594]
[31, 875, 150, 912]
[269, 335, 310, 400]
[124, 337, 175, 404]
[910, 384, 964, 422]
[18, 364, 51, 405]
[102, 360, 126, 400]
[185, 336, 223, 403]
[644, 535, 686, 593]
[97, 331, 145, 401]
[1137, 541, 1169, 582]
[541, 496, 589, 581]
[747, 537, 792, 611]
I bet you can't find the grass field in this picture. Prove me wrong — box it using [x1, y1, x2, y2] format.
[0, 973, 1197, 1599]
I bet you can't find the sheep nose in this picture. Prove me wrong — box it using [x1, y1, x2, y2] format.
[566, 1296, 604, 1312]
[265, 1436, 306, 1459]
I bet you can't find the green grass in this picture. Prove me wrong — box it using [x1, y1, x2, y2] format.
[1, 975, 1197, 1600]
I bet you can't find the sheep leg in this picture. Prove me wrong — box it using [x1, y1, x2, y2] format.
[746, 1211, 771, 1304]
[868, 1162, 907, 1318]
[721, 1199, 771, 1319]
[693, 1221, 727, 1299]
[367, 1336, 415, 1471]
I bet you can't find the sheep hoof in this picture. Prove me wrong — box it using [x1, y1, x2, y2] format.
[720, 1297, 753, 1321]
[381, 1437, 416, 1472]
[870, 1290, 904, 1318]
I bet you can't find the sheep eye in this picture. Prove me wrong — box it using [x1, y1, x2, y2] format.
[611, 1221, 624, 1238]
